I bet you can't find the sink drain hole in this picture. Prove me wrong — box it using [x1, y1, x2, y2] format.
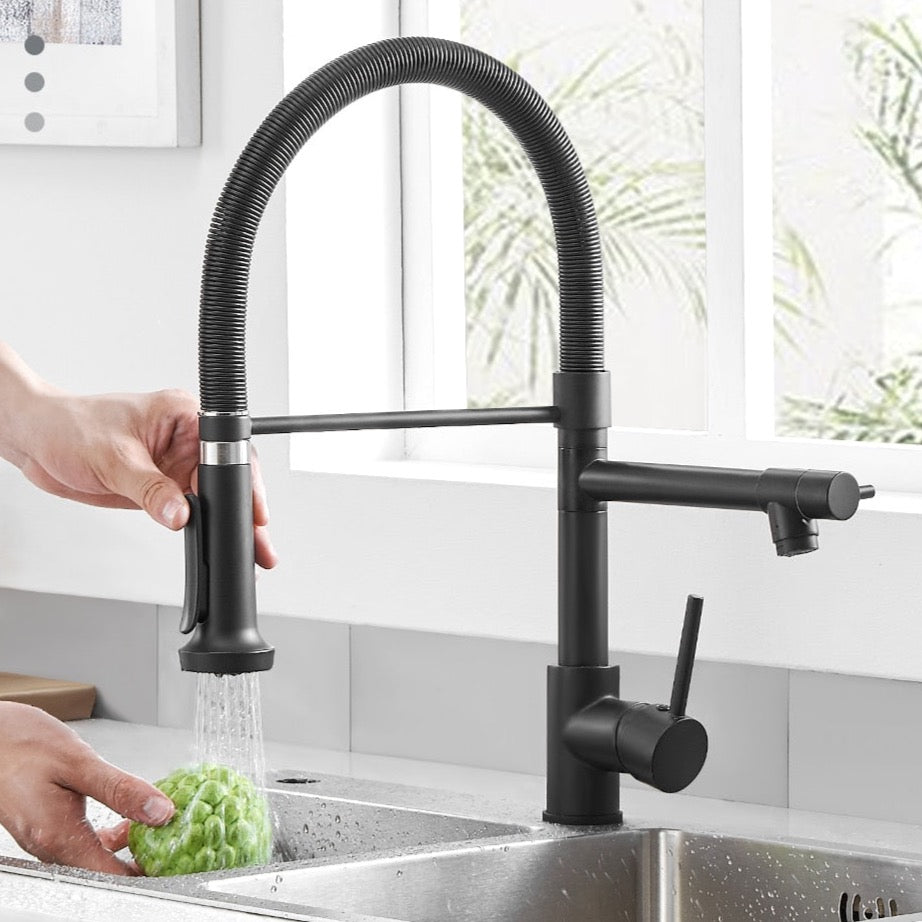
[277, 777, 321, 784]
[839, 891, 899, 920]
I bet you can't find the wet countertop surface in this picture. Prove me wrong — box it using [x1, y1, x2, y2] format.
[1, 719, 922, 920]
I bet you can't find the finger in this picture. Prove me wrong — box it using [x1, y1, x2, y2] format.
[47, 834, 137, 876]
[251, 452, 269, 528]
[97, 819, 131, 852]
[103, 443, 189, 530]
[60, 833, 138, 876]
[64, 754, 174, 828]
[24, 801, 137, 877]
[254, 524, 278, 570]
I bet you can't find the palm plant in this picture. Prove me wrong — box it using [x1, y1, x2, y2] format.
[850, 18, 922, 225]
[462, 8, 826, 410]
[462, 16, 706, 406]
[779, 356, 922, 443]
[779, 16, 922, 442]
[773, 217, 826, 355]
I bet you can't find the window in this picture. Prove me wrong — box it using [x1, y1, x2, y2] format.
[285, 0, 922, 495]
[403, 0, 709, 470]
[283, 1, 405, 472]
[772, 1, 922, 448]
[459, 0, 706, 430]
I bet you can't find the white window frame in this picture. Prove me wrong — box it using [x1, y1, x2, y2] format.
[285, 0, 922, 499]
[283, 0, 407, 475]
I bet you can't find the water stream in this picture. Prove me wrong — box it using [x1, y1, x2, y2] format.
[191, 672, 293, 862]
[193, 673, 267, 787]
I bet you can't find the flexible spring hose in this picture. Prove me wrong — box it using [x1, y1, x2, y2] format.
[200, 37, 604, 414]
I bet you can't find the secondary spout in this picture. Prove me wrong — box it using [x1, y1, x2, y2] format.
[578, 461, 876, 557]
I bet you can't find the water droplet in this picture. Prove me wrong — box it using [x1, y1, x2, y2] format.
[270, 885, 277, 893]
[396, 869, 403, 878]
[335, 814, 341, 823]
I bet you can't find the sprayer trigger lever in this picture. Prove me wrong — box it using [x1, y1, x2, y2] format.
[179, 493, 208, 634]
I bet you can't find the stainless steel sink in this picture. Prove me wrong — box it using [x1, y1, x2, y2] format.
[266, 773, 530, 862]
[210, 828, 922, 921]
[5, 770, 922, 922]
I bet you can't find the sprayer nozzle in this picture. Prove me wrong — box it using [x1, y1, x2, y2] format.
[767, 502, 819, 557]
[179, 641, 274, 675]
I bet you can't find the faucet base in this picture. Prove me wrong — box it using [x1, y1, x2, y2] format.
[545, 665, 623, 826]
[542, 807, 623, 826]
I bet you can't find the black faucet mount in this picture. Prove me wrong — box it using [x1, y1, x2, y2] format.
[181, 37, 874, 825]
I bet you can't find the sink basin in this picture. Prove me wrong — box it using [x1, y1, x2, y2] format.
[210, 828, 922, 921]
[5, 768, 922, 922]
[266, 774, 529, 862]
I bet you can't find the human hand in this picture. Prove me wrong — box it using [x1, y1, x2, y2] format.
[0, 702, 175, 875]
[0, 350, 276, 568]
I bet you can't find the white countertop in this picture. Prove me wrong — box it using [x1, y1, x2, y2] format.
[2, 720, 922, 921]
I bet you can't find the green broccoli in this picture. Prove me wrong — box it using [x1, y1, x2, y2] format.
[128, 764, 272, 876]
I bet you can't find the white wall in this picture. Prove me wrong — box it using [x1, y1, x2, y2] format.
[0, 0, 288, 602]
[1, 1, 921, 684]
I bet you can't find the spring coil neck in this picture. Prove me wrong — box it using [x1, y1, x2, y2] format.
[199, 36, 605, 414]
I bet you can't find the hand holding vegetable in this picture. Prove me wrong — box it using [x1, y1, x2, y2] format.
[0, 702, 175, 875]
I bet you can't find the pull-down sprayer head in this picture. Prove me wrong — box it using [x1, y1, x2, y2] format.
[179, 428, 274, 675]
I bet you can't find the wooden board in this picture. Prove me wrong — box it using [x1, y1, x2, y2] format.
[0, 672, 95, 721]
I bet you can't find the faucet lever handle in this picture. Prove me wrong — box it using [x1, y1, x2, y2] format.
[669, 594, 703, 718]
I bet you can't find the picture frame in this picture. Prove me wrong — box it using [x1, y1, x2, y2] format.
[0, 0, 200, 147]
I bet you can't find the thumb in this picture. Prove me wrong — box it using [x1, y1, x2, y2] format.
[106, 446, 188, 530]
[72, 756, 175, 827]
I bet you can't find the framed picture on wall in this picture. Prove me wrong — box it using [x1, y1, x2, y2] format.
[0, 0, 200, 147]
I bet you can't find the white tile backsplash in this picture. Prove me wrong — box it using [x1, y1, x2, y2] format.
[789, 670, 922, 824]
[7, 588, 922, 823]
[351, 626, 549, 775]
[0, 588, 157, 722]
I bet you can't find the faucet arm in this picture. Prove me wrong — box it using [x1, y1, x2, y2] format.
[249, 406, 559, 435]
[579, 460, 875, 558]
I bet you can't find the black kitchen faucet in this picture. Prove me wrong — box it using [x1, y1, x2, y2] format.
[178, 37, 874, 826]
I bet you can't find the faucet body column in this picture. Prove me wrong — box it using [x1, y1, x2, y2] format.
[545, 370, 623, 824]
